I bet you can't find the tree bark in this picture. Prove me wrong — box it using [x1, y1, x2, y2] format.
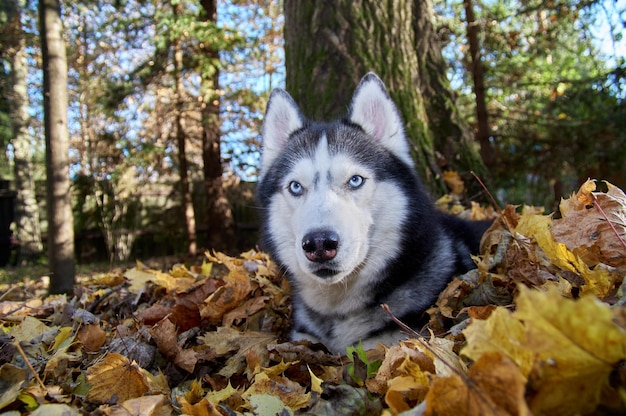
[199, 0, 234, 252]
[284, 0, 487, 194]
[40, 0, 75, 293]
[173, 2, 197, 257]
[7, 0, 44, 263]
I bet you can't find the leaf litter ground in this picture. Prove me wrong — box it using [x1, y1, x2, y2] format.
[1, 178, 626, 415]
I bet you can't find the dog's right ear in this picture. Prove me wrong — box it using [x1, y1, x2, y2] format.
[260, 89, 304, 174]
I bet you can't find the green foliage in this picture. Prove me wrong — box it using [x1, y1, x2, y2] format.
[437, 0, 625, 206]
[346, 342, 383, 386]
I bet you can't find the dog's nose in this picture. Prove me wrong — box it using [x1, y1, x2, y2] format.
[302, 230, 339, 262]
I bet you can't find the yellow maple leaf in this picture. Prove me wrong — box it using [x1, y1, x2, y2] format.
[515, 213, 619, 298]
[462, 307, 533, 377]
[463, 286, 626, 415]
[514, 286, 626, 415]
[204, 382, 240, 406]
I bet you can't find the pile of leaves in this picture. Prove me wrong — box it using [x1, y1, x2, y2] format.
[1, 179, 625, 415]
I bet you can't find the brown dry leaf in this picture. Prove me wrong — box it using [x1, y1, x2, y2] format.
[102, 394, 173, 416]
[86, 353, 149, 404]
[78, 324, 107, 352]
[385, 375, 429, 414]
[222, 295, 269, 327]
[199, 327, 276, 378]
[424, 373, 495, 416]
[243, 371, 310, 411]
[149, 317, 197, 373]
[179, 397, 223, 416]
[554, 179, 626, 273]
[468, 351, 531, 416]
[516, 213, 620, 298]
[200, 268, 255, 324]
[0, 298, 44, 317]
[424, 351, 528, 416]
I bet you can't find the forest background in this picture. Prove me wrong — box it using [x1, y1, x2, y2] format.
[0, 0, 624, 288]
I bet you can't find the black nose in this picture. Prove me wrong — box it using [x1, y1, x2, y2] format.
[302, 230, 339, 262]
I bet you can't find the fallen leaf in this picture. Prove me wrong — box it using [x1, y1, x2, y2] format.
[305, 384, 383, 415]
[443, 170, 464, 195]
[30, 404, 79, 416]
[0, 364, 28, 410]
[247, 394, 294, 416]
[462, 307, 534, 376]
[10, 316, 55, 343]
[514, 286, 626, 415]
[178, 396, 223, 416]
[198, 327, 275, 378]
[516, 213, 620, 298]
[149, 317, 197, 373]
[86, 353, 149, 404]
[424, 351, 529, 416]
[243, 371, 310, 411]
[200, 268, 255, 324]
[309, 365, 323, 394]
[554, 179, 626, 273]
[103, 394, 173, 416]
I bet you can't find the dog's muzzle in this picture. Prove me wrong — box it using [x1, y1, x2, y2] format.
[302, 229, 339, 263]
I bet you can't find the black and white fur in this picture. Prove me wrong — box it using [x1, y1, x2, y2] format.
[256, 73, 489, 353]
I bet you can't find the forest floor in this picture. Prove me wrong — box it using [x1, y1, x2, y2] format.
[0, 178, 625, 416]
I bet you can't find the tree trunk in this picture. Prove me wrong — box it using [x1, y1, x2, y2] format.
[463, 0, 493, 170]
[7, 0, 44, 264]
[199, 0, 234, 252]
[284, 0, 487, 194]
[173, 2, 197, 257]
[414, 0, 489, 189]
[40, 0, 75, 293]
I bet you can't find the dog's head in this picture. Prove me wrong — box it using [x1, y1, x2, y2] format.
[257, 73, 417, 287]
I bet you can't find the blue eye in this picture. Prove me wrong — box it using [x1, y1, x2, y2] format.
[348, 175, 365, 189]
[288, 181, 304, 196]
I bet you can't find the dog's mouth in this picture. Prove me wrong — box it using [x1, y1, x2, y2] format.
[312, 266, 340, 278]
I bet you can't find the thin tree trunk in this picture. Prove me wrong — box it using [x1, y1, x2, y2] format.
[463, 0, 493, 169]
[40, 0, 75, 293]
[199, 0, 234, 252]
[414, 0, 489, 188]
[8, 0, 44, 264]
[173, 2, 197, 257]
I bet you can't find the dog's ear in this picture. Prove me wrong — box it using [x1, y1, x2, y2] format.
[260, 89, 304, 174]
[349, 73, 414, 168]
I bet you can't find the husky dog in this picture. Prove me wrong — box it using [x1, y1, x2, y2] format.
[256, 73, 490, 353]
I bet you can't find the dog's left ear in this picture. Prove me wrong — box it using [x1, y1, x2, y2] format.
[260, 89, 304, 177]
[349, 73, 414, 168]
